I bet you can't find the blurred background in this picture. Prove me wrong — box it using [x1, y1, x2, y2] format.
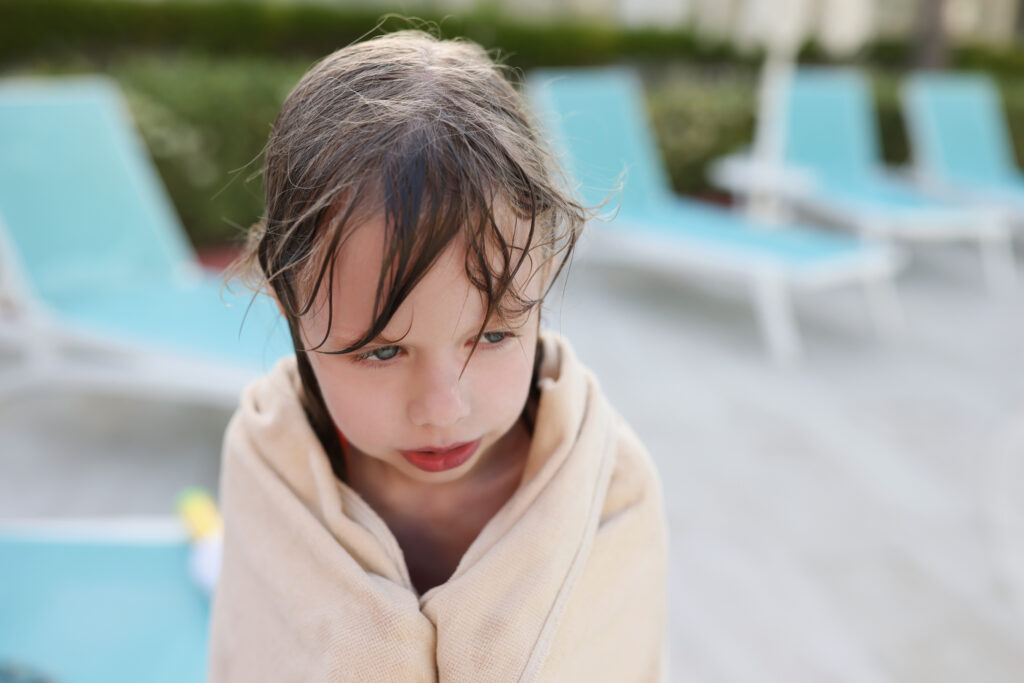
[1, 0, 1024, 681]
[6, 0, 1024, 254]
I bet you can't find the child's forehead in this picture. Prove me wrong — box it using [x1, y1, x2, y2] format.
[303, 213, 542, 345]
[350, 210, 534, 269]
[332, 203, 537, 269]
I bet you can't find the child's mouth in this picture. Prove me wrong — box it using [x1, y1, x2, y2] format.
[399, 439, 482, 473]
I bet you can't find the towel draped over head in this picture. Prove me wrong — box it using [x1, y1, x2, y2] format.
[208, 331, 668, 682]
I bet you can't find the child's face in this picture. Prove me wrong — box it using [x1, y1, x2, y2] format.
[299, 213, 544, 485]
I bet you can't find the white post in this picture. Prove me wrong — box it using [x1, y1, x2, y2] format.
[748, 50, 797, 223]
[753, 269, 802, 364]
[979, 228, 1018, 293]
[742, 0, 809, 224]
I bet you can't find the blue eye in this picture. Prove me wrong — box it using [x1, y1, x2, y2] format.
[481, 331, 508, 344]
[361, 345, 399, 362]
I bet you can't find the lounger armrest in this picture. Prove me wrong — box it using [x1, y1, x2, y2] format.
[708, 153, 817, 199]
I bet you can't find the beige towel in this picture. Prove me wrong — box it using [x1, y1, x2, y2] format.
[208, 331, 668, 682]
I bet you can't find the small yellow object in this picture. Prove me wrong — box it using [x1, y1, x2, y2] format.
[177, 487, 223, 541]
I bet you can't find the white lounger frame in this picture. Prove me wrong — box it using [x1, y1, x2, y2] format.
[712, 153, 1018, 292]
[0, 218, 257, 408]
[578, 220, 906, 364]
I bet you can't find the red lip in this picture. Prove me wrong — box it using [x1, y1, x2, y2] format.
[399, 439, 482, 473]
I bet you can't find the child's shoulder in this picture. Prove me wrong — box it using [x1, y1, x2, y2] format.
[222, 355, 309, 467]
[601, 408, 663, 525]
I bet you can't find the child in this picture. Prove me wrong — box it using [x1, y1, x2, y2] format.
[208, 30, 668, 681]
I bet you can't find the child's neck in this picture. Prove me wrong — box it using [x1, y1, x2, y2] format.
[346, 416, 532, 593]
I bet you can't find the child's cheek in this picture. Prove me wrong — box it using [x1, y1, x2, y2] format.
[477, 344, 535, 427]
[312, 360, 390, 444]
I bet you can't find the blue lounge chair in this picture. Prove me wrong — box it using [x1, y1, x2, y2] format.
[902, 72, 1024, 212]
[769, 68, 1014, 290]
[527, 68, 904, 362]
[0, 76, 292, 406]
[0, 520, 208, 683]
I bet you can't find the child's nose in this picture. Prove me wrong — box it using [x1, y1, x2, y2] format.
[407, 359, 470, 429]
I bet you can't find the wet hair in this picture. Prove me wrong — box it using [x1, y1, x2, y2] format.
[233, 30, 587, 480]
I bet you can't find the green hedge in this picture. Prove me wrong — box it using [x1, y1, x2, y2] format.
[0, 0, 751, 70]
[645, 67, 756, 199]
[5, 0, 1024, 75]
[112, 55, 310, 248]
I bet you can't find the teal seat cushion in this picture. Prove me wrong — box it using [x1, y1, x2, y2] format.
[815, 174, 948, 212]
[529, 68, 878, 270]
[626, 199, 868, 266]
[904, 73, 1020, 187]
[783, 69, 973, 220]
[0, 76, 294, 373]
[0, 537, 209, 683]
[528, 67, 675, 212]
[783, 69, 880, 180]
[0, 77, 194, 298]
[48, 276, 293, 372]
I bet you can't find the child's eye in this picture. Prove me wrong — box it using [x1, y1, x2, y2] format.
[481, 331, 509, 344]
[358, 345, 399, 362]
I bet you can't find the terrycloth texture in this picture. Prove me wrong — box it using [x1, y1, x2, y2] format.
[208, 331, 668, 682]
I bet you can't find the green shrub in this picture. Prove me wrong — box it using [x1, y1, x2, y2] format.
[872, 73, 910, 166]
[10, 0, 1024, 75]
[110, 54, 310, 247]
[645, 67, 756, 196]
[0, 0, 747, 70]
[994, 77, 1024, 167]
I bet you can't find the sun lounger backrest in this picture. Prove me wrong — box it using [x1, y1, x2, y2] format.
[527, 68, 675, 213]
[903, 72, 1018, 186]
[0, 77, 196, 302]
[783, 69, 880, 180]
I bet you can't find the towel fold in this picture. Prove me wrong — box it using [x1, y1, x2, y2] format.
[208, 331, 668, 682]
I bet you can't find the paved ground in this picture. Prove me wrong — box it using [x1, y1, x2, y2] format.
[2, 238, 1024, 682]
